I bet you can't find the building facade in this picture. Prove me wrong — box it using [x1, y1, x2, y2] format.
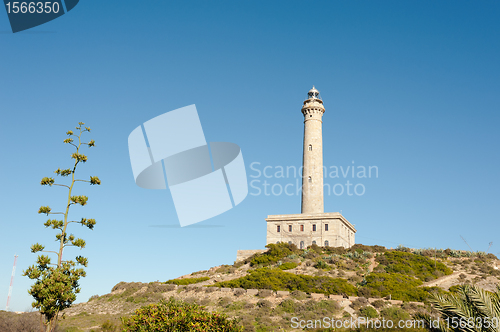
[266, 87, 356, 248]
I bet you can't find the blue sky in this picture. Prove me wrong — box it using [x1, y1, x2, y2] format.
[1, 1, 499, 312]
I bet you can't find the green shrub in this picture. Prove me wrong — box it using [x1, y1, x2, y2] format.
[226, 301, 245, 311]
[313, 300, 341, 314]
[376, 251, 452, 281]
[308, 243, 323, 254]
[249, 243, 297, 267]
[121, 298, 243, 332]
[350, 244, 387, 253]
[278, 262, 297, 270]
[291, 290, 307, 300]
[314, 260, 330, 270]
[214, 268, 357, 296]
[257, 299, 272, 308]
[359, 306, 378, 319]
[350, 297, 369, 310]
[363, 273, 429, 302]
[371, 299, 386, 308]
[218, 297, 232, 307]
[101, 320, 119, 332]
[165, 276, 209, 285]
[88, 294, 99, 302]
[278, 299, 297, 313]
[380, 306, 411, 322]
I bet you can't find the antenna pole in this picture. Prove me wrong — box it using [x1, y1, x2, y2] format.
[6, 255, 18, 311]
[460, 235, 474, 252]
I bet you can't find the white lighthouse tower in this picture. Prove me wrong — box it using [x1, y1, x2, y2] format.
[301, 86, 325, 214]
[266, 87, 356, 249]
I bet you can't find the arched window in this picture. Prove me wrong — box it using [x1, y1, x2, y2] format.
[324, 240, 329, 247]
[312, 240, 316, 245]
[288, 241, 292, 245]
[300, 241, 304, 249]
[308, 145, 312, 151]
[308, 176, 312, 183]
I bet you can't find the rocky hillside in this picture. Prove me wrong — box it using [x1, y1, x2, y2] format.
[5, 244, 500, 332]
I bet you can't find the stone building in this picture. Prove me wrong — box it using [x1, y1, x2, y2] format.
[266, 87, 356, 248]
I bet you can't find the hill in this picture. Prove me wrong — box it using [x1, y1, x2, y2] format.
[4, 244, 499, 332]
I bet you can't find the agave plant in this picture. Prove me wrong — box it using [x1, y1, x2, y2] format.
[417, 284, 500, 331]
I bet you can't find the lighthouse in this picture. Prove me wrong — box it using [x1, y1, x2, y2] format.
[265, 87, 357, 249]
[301, 86, 325, 214]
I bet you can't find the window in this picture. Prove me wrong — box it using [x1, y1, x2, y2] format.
[308, 145, 312, 151]
[308, 176, 312, 183]
[288, 241, 292, 245]
[300, 241, 304, 249]
[324, 240, 329, 247]
[312, 240, 316, 245]
[300, 225, 304, 232]
[288, 225, 292, 232]
[325, 224, 329, 231]
[277, 225, 280, 232]
[312, 224, 316, 232]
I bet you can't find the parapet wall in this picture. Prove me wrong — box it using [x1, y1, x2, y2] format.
[236, 249, 267, 262]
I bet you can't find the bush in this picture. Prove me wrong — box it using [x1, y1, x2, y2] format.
[278, 299, 297, 313]
[121, 298, 243, 332]
[165, 276, 210, 285]
[278, 262, 298, 270]
[111, 281, 127, 292]
[313, 300, 341, 314]
[357, 287, 372, 298]
[291, 290, 307, 300]
[164, 284, 176, 291]
[376, 251, 453, 281]
[0, 311, 57, 332]
[371, 299, 386, 308]
[257, 299, 272, 308]
[359, 306, 378, 319]
[348, 275, 363, 285]
[218, 297, 232, 307]
[308, 243, 324, 254]
[350, 297, 369, 310]
[380, 306, 411, 322]
[363, 272, 430, 302]
[214, 268, 357, 296]
[314, 260, 330, 270]
[101, 320, 120, 331]
[350, 244, 387, 253]
[249, 243, 297, 267]
[88, 294, 99, 301]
